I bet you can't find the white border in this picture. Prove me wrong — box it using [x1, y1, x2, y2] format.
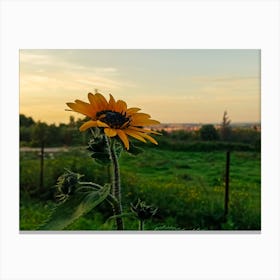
[1, 1, 279, 280]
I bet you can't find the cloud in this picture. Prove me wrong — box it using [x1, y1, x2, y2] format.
[20, 53, 54, 65]
[19, 50, 137, 123]
[177, 75, 260, 101]
[20, 51, 119, 73]
[188, 75, 258, 83]
[20, 51, 134, 96]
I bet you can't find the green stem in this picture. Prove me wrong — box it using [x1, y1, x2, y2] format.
[105, 136, 124, 230]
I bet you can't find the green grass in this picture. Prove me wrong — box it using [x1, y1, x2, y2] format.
[20, 146, 261, 230]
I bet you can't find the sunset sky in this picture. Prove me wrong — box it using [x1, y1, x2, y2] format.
[20, 49, 260, 124]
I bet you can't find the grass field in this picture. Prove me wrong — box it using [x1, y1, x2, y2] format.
[20, 146, 261, 230]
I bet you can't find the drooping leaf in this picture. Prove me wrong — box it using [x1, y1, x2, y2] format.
[39, 184, 111, 230]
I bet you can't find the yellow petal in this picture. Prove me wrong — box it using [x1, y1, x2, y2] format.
[120, 120, 130, 129]
[108, 94, 116, 110]
[79, 120, 98, 131]
[131, 113, 151, 120]
[131, 118, 160, 126]
[97, 120, 109, 127]
[124, 129, 147, 143]
[104, 128, 117, 137]
[66, 102, 94, 118]
[139, 133, 158, 145]
[115, 100, 127, 113]
[130, 126, 162, 135]
[117, 129, 129, 150]
[88, 92, 100, 112]
[75, 99, 90, 106]
[95, 93, 109, 109]
[126, 107, 141, 115]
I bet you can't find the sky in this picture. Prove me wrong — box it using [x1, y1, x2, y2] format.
[20, 49, 260, 124]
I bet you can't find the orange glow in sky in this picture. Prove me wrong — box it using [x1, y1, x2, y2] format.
[20, 49, 260, 124]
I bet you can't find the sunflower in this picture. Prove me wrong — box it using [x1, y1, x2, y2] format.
[66, 92, 160, 149]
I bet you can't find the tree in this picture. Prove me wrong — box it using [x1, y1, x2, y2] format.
[200, 124, 219, 141]
[20, 114, 35, 127]
[220, 111, 232, 141]
[69, 116, 75, 127]
[20, 126, 32, 143]
[20, 115, 35, 143]
[48, 124, 61, 146]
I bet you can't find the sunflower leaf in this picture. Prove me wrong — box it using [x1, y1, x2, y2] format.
[87, 135, 123, 164]
[126, 143, 143, 156]
[38, 184, 111, 230]
[87, 135, 111, 165]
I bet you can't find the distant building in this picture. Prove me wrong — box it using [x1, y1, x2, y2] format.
[147, 123, 261, 133]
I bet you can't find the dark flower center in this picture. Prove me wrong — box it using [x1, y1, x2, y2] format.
[96, 110, 130, 129]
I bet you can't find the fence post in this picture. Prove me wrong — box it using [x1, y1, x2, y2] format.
[224, 151, 230, 218]
[39, 141, 45, 189]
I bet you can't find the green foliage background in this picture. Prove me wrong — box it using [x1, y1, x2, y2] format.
[20, 114, 261, 230]
[20, 148, 260, 230]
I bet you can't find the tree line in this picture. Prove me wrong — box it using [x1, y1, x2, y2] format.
[20, 111, 261, 150]
[20, 114, 90, 147]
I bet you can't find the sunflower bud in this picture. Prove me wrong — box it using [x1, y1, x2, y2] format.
[131, 199, 158, 221]
[56, 169, 83, 198]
